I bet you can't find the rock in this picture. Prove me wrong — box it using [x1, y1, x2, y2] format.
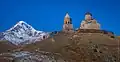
[0, 51, 66, 62]
[73, 35, 79, 38]
[51, 38, 55, 42]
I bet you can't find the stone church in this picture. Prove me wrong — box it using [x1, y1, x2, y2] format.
[61, 12, 114, 38]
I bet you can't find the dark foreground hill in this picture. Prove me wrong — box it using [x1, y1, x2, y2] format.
[0, 31, 120, 62]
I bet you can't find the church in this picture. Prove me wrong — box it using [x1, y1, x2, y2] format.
[62, 12, 101, 32]
[80, 12, 100, 29]
[62, 12, 114, 38]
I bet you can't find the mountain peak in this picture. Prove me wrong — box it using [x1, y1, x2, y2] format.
[1, 21, 49, 45]
[7, 21, 34, 31]
[18, 21, 26, 23]
[17, 21, 27, 25]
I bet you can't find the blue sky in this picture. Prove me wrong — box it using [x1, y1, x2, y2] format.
[0, 0, 120, 35]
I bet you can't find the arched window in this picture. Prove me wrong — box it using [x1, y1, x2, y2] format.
[70, 18, 72, 24]
[68, 21, 70, 24]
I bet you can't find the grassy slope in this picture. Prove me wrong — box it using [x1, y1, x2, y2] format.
[0, 40, 17, 53]
[22, 32, 120, 62]
[23, 32, 119, 52]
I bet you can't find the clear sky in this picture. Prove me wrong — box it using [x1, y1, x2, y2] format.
[0, 0, 120, 35]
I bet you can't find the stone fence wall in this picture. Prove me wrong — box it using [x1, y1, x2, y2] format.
[76, 29, 114, 38]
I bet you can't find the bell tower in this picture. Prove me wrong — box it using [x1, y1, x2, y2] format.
[63, 12, 74, 33]
[64, 12, 71, 24]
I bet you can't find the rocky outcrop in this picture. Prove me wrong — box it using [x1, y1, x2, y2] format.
[0, 51, 66, 62]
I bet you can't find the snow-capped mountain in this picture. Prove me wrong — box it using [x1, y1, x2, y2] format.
[0, 21, 49, 45]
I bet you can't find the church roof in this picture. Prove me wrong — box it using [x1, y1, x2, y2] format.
[85, 12, 92, 16]
[65, 13, 70, 18]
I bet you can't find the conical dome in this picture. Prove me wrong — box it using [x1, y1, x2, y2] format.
[65, 13, 70, 18]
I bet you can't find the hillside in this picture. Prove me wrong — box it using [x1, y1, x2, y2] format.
[0, 31, 119, 62]
[22, 31, 120, 62]
[0, 41, 17, 53]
